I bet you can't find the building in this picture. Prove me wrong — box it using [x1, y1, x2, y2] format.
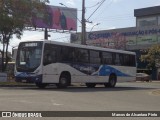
[71, 6, 160, 80]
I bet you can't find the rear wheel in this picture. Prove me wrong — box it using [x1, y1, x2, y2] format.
[86, 83, 96, 88]
[104, 75, 117, 88]
[36, 83, 48, 89]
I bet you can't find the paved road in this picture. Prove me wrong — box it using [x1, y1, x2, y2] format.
[0, 82, 160, 120]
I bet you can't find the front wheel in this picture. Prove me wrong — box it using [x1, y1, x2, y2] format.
[104, 75, 117, 88]
[36, 83, 48, 89]
[56, 75, 69, 88]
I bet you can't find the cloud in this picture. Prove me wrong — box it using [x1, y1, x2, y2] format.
[154, 1, 160, 6]
[66, 0, 75, 6]
[107, 26, 116, 29]
[10, 31, 44, 47]
[112, 0, 123, 3]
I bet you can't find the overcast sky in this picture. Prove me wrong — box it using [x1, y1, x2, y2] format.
[2, 0, 160, 51]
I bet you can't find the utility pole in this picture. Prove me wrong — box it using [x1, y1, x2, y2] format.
[44, 28, 48, 40]
[44, 28, 50, 40]
[81, 0, 86, 45]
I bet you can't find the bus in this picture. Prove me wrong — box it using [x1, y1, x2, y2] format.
[15, 40, 136, 88]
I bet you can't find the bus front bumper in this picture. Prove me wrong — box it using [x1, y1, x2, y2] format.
[15, 74, 42, 83]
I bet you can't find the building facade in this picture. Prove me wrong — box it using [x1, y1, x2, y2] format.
[71, 6, 160, 80]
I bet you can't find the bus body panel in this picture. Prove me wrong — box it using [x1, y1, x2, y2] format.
[15, 40, 136, 87]
[41, 63, 136, 83]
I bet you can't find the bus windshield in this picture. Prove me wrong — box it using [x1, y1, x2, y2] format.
[16, 42, 43, 72]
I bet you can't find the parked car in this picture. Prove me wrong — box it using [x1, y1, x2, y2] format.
[136, 73, 150, 82]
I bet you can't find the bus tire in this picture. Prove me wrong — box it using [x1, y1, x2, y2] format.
[104, 75, 117, 88]
[56, 74, 69, 88]
[86, 83, 96, 88]
[36, 83, 48, 89]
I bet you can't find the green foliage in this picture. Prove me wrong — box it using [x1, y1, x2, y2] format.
[141, 45, 160, 69]
[0, 0, 49, 72]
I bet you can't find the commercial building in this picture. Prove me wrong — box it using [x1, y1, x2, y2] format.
[70, 6, 160, 80]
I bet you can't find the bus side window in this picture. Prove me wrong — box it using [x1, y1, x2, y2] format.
[102, 52, 112, 65]
[129, 55, 136, 66]
[61, 47, 74, 62]
[89, 50, 100, 64]
[114, 53, 121, 65]
[44, 52, 52, 65]
[74, 48, 89, 63]
[43, 44, 56, 66]
[119, 54, 124, 66]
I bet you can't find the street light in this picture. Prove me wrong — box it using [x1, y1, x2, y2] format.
[90, 23, 100, 32]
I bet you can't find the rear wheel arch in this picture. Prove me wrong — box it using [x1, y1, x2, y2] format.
[110, 73, 117, 80]
[104, 73, 117, 88]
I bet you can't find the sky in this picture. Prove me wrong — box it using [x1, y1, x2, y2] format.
[2, 0, 160, 52]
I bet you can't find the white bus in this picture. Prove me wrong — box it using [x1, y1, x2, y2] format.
[15, 40, 136, 88]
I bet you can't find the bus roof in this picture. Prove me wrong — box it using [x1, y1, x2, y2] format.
[20, 40, 136, 55]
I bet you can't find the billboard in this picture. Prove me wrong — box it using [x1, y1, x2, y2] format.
[137, 35, 157, 45]
[31, 5, 77, 31]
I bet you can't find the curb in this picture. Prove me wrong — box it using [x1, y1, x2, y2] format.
[0, 83, 35, 87]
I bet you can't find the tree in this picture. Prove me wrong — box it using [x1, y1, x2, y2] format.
[0, 0, 49, 72]
[140, 45, 160, 69]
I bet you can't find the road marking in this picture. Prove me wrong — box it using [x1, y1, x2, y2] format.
[149, 89, 160, 96]
[53, 103, 63, 106]
[51, 100, 63, 106]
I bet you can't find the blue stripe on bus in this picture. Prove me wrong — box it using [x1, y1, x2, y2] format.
[91, 65, 131, 77]
[70, 63, 131, 77]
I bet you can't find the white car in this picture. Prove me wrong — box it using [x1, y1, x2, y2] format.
[136, 73, 150, 82]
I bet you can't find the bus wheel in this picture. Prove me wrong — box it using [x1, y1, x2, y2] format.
[36, 83, 48, 89]
[86, 83, 96, 88]
[104, 75, 117, 88]
[56, 75, 69, 88]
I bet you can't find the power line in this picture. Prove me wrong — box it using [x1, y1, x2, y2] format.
[98, 13, 132, 19]
[87, 0, 106, 21]
[92, 0, 114, 21]
[98, 16, 135, 22]
[86, 2, 101, 8]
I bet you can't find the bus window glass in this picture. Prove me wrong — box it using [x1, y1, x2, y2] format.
[43, 44, 57, 65]
[129, 55, 136, 66]
[119, 54, 124, 66]
[75, 49, 89, 63]
[115, 53, 121, 65]
[102, 52, 112, 65]
[123, 55, 129, 66]
[61, 47, 74, 62]
[90, 50, 100, 64]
